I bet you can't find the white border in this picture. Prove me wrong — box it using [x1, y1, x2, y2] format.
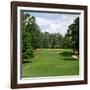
[17, 6, 84, 84]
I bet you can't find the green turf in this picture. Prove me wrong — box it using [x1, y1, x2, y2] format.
[22, 49, 79, 78]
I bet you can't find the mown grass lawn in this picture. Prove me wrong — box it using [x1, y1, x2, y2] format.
[22, 49, 79, 78]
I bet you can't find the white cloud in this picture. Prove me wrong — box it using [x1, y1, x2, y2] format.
[35, 14, 79, 35]
[36, 17, 52, 26]
[42, 22, 68, 35]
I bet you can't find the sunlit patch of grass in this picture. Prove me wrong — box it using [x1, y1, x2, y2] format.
[22, 49, 79, 78]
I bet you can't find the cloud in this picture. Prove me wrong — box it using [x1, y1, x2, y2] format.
[36, 17, 52, 26]
[48, 23, 67, 34]
[35, 13, 79, 35]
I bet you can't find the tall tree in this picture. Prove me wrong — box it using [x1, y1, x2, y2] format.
[67, 17, 79, 53]
[22, 12, 38, 61]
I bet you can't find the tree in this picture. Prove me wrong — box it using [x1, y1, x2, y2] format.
[30, 23, 41, 48]
[39, 32, 44, 48]
[43, 32, 50, 48]
[22, 12, 43, 62]
[22, 13, 36, 61]
[63, 33, 72, 48]
[49, 34, 55, 48]
[54, 33, 63, 48]
[67, 17, 79, 53]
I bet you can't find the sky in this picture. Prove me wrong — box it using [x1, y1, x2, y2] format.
[25, 11, 79, 36]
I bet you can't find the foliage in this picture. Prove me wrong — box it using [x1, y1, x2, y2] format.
[22, 11, 79, 62]
[22, 12, 37, 61]
[67, 17, 79, 53]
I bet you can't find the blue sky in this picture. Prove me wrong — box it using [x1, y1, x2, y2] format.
[25, 11, 79, 36]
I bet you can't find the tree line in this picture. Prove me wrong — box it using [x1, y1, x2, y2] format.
[22, 12, 79, 61]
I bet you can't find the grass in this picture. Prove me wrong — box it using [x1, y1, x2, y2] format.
[22, 49, 79, 78]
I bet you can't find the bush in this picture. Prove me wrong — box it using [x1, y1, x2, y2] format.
[22, 46, 34, 62]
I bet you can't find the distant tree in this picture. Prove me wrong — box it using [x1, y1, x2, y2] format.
[43, 32, 50, 48]
[39, 32, 44, 48]
[63, 33, 72, 48]
[30, 23, 41, 48]
[49, 34, 56, 48]
[54, 33, 63, 48]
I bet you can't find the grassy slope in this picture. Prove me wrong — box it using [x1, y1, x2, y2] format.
[22, 49, 79, 77]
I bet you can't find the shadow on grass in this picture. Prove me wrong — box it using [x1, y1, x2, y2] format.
[63, 57, 77, 60]
[58, 51, 78, 60]
[60, 51, 72, 56]
[22, 60, 32, 63]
